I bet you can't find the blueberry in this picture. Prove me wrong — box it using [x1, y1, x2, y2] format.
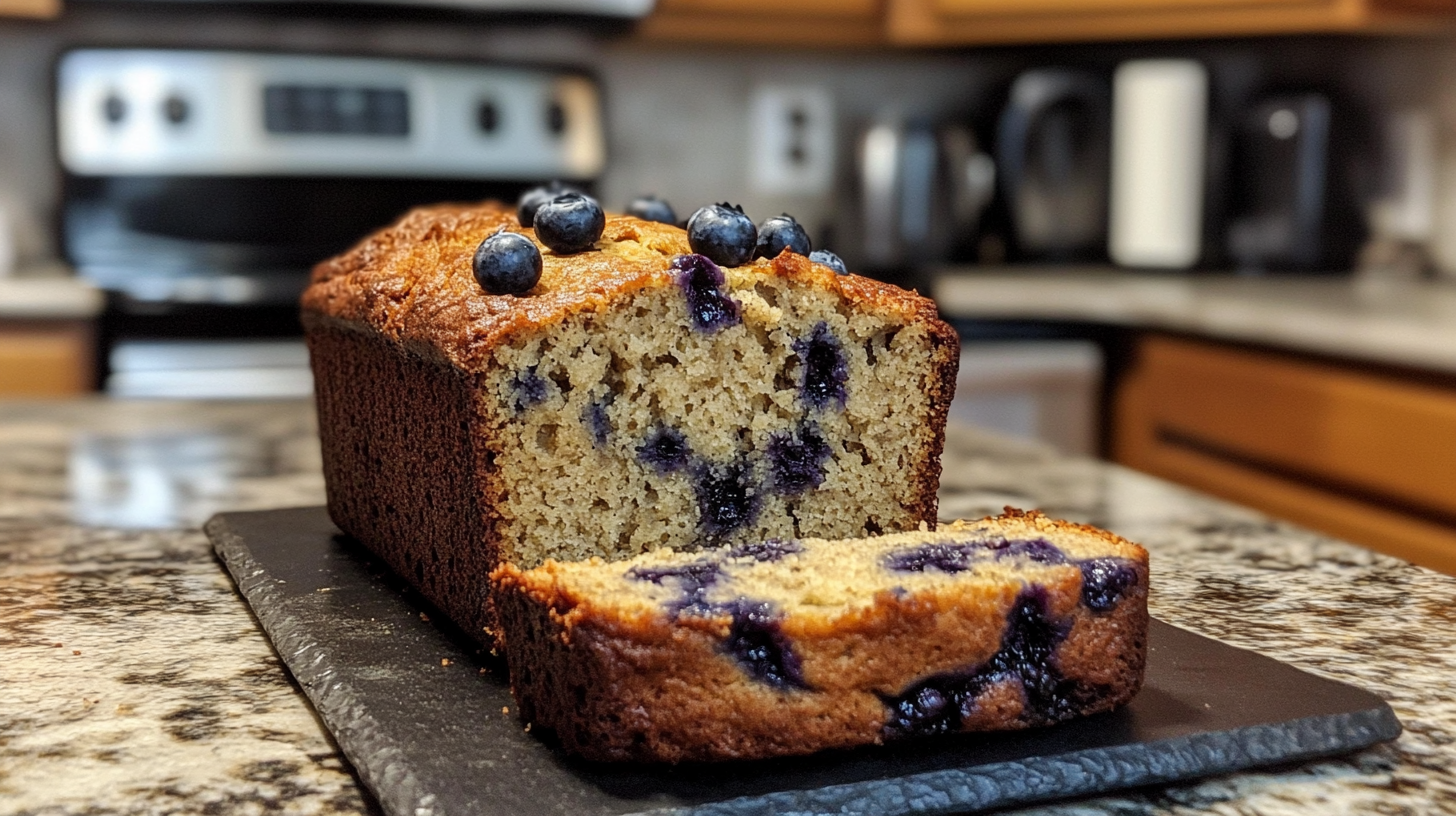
[638, 426, 691, 474]
[882, 677, 966, 738]
[534, 192, 605, 254]
[809, 249, 848, 275]
[878, 588, 1080, 739]
[1079, 558, 1140, 612]
[584, 397, 612, 447]
[728, 538, 804, 563]
[794, 322, 849, 411]
[516, 181, 574, 228]
[721, 599, 809, 690]
[753, 214, 812, 260]
[472, 230, 542, 296]
[990, 590, 1078, 724]
[687, 203, 756, 267]
[628, 562, 810, 689]
[628, 559, 724, 616]
[693, 457, 759, 538]
[671, 254, 742, 333]
[987, 538, 1068, 565]
[629, 560, 722, 589]
[884, 537, 1069, 574]
[627, 195, 677, 225]
[885, 541, 980, 574]
[767, 422, 832, 495]
[510, 366, 550, 412]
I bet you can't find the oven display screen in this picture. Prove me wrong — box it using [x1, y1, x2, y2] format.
[263, 85, 409, 136]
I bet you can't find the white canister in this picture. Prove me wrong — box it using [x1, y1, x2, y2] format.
[1108, 59, 1209, 269]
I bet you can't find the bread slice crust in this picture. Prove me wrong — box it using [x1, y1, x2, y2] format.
[492, 509, 1150, 763]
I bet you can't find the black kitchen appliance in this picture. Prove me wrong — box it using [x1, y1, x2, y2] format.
[1224, 93, 1368, 273]
[57, 49, 605, 397]
[996, 68, 1111, 263]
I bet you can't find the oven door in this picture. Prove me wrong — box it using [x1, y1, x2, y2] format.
[67, 175, 535, 398]
[65, 174, 531, 306]
[57, 49, 605, 397]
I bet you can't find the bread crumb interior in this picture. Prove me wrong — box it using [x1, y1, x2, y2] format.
[484, 270, 940, 567]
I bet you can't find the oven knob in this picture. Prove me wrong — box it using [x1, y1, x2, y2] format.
[102, 93, 126, 125]
[163, 94, 190, 125]
[547, 100, 566, 136]
[477, 100, 499, 133]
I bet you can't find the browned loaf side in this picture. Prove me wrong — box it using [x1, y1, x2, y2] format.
[491, 509, 1150, 763]
[302, 201, 960, 646]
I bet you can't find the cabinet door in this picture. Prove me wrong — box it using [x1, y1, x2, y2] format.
[638, 0, 885, 44]
[935, 0, 1327, 12]
[0, 0, 59, 17]
[655, 0, 878, 12]
[0, 322, 95, 396]
[1114, 334, 1456, 576]
[888, 0, 1422, 45]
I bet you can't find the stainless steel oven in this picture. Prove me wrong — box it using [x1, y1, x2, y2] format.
[57, 48, 605, 397]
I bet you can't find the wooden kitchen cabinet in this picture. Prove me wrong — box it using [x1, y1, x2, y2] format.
[1114, 333, 1456, 576]
[0, 0, 59, 18]
[635, 0, 886, 45]
[886, 0, 1456, 46]
[0, 320, 96, 396]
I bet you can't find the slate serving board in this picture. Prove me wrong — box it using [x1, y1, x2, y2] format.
[207, 506, 1401, 816]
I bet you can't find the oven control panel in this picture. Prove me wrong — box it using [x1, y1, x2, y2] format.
[57, 49, 604, 179]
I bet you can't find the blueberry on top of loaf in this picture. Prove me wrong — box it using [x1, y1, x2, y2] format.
[491, 508, 1150, 763]
[303, 201, 958, 646]
[305, 202, 947, 402]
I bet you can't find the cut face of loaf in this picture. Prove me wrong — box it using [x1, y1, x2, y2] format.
[491, 509, 1150, 763]
[303, 203, 958, 645]
[485, 254, 948, 567]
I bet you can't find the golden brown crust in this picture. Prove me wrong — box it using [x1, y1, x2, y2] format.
[490, 509, 1150, 763]
[302, 201, 947, 373]
[492, 566, 889, 762]
[303, 200, 960, 649]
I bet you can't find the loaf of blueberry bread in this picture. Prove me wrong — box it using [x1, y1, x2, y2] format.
[302, 200, 959, 646]
[491, 508, 1149, 763]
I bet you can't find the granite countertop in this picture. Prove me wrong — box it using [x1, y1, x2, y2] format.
[3, 398, 1455, 815]
[933, 267, 1456, 373]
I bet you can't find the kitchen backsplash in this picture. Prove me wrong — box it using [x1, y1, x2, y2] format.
[0, 5, 1005, 263]
[1, 4, 1453, 270]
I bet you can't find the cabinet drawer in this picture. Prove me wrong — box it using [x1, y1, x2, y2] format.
[1113, 334, 1456, 575]
[932, 0, 1331, 15]
[0, 322, 96, 396]
[0, 0, 60, 18]
[1127, 335, 1456, 518]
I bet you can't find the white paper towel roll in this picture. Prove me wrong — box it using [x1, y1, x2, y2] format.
[1109, 59, 1208, 269]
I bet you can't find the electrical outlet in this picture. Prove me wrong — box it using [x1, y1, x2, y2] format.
[750, 85, 835, 195]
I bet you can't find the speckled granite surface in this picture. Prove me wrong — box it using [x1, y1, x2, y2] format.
[2, 399, 1453, 815]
